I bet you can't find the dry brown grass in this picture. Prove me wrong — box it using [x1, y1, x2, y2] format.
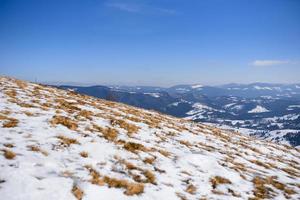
[179, 140, 192, 147]
[17, 102, 36, 108]
[110, 118, 140, 135]
[76, 110, 93, 120]
[210, 176, 232, 189]
[50, 115, 78, 130]
[250, 160, 271, 169]
[0, 114, 18, 128]
[5, 89, 17, 98]
[157, 149, 171, 157]
[176, 192, 188, 200]
[80, 151, 89, 158]
[2, 118, 19, 128]
[27, 145, 48, 156]
[0, 115, 9, 121]
[186, 184, 197, 194]
[142, 170, 156, 184]
[250, 176, 296, 199]
[197, 142, 215, 152]
[93, 124, 118, 141]
[282, 167, 299, 177]
[252, 176, 274, 199]
[103, 176, 144, 196]
[15, 79, 27, 89]
[3, 143, 14, 148]
[85, 165, 105, 186]
[126, 116, 142, 123]
[72, 185, 84, 200]
[143, 157, 156, 165]
[24, 111, 34, 116]
[123, 142, 146, 153]
[57, 135, 79, 147]
[85, 161, 144, 195]
[2, 149, 16, 159]
[55, 98, 81, 113]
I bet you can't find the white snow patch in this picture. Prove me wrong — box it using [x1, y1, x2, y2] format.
[248, 105, 270, 113]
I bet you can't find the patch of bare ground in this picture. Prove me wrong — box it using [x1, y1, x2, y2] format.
[50, 115, 78, 130]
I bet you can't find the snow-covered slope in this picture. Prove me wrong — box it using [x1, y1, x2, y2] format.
[248, 105, 270, 113]
[0, 77, 300, 200]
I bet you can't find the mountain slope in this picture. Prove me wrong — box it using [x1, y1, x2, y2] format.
[56, 84, 300, 146]
[0, 77, 300, 200]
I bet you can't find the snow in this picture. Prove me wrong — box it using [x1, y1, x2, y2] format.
[223, 103, 236, 108]
[0, 77, 300, 200]
[253, 86, 272, 90]
[248, 105, 270, 113]
[143, 93, 160, 98]
[224, 103, 244, 111]
[288, 105, 300, 109]
[191, 84, 203, 89]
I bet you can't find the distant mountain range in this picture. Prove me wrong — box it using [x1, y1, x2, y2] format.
[56, 83, 300, 146]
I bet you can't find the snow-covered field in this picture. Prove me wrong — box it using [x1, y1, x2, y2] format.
[0, 77, 300, 200]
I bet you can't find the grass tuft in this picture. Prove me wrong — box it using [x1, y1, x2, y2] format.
[72, 185, 84, 200]
[2, 118, 19, 128]
[103, 176, 144, 196]
[210, 176, 232, 189]
[57, 135, 79, 147]
[123, 142, 146, 153]
[50, 115, 78, 130]
[2, 149, 16, 159]
[80, 151, 89, 158]
[110, 118, 139, 135]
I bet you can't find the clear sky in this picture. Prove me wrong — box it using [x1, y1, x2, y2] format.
[0, 0, 300, 86]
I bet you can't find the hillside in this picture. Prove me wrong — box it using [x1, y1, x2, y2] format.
[0, 76, 300, 200]
[57, 84, 300, 147]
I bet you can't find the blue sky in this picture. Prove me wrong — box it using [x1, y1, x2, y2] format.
[0, 0, 299, 86]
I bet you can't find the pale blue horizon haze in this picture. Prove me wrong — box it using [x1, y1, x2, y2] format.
[0, 0, 300, 86]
